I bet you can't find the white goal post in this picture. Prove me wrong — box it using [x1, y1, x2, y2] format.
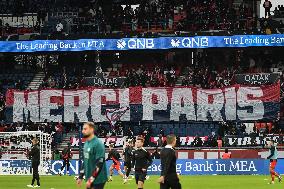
[0, 131, 52, 175]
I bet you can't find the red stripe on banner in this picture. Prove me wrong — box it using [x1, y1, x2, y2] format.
[129, 87, 142, 104]
[5, 89, 15, 106]
[259, 82, 280, 102]
[50, 96, 64, 105]
[74, 96, 79, 107]
[101, 89, 120, 104]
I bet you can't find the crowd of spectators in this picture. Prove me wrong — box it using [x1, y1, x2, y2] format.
[0, 0, 282, 36]
[42, 49, 284, 90]
[273, 4, 284, 18]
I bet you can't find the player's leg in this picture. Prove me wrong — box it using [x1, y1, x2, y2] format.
[34, 164, 40, 187]
[108, 165, 114, 181]
[160, 182, 170, 189]
[270, 160, 282, 182]
[135, 171, 139, 185]
[125, 163, 131, 178]
[93, 182, 106, 189]
[117, 169, 125, 178]
[27, 164, 37, 187]
[269, 161, 277, 184]
[66, 159, 70, 175]
[60, 160, 67, 176]
[137, 172, 146, 189]
[168, 177, 181, 189]
[124, 162, 128, 173]
[115, 165, 127, 183]
[32, 166, 36, 185]
[137, 181, 144, 189]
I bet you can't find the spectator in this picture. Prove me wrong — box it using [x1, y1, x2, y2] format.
[151, 147, 160, 159]
[56, 21, 64, 34]
[263, 0, 272, 18]
[157, 135, 163, 147]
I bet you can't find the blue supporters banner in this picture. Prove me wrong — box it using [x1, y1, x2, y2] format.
[0, 34, 283, 52]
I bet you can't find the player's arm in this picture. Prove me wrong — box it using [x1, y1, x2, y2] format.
[131, 150, 136, 169]
[28, 146, 35, 157]
[106, 151, 112, 161]
[78, 161, 85, 180]
[78, 146, 85, 180]
[161, 150, 174, 177]
[87, 157, 105, 185]
[267, 146, 275, 159]
[87, 143, 106, 184]
[145, 151, 153, 169]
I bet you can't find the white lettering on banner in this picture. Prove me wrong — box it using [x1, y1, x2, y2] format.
[224, 87, 236, 120]
[271, 37, 284, 44]
[9, 86, 273, 122]
[69, 161, 79, 174]
[87, 41, 104, 48]
[237, 87, 264, 120]
[0, 160, 33, 175]
[91, 89, 116, 122]
[185, 161, 213, 172]
[116, 137, 124, 146]
[182, 37, 209, 48]
[0, 167, 30, 175]
[128, 39, 154, 49]
[142, 88, 168, 120]
[71, 138, 79, 147]
[105, 137, 115, 144]
[148, 164, 161, 172]
[197, 89, 224, 121]
[215, 161, 226, 171]
[40, 90, 62, 122]
[13, 91, 39, 122]
[229, 161, 257, 172]
[94, 78, 119, 87]
[244, 74, 270, 85]
[119, 89, 130, 121]
[71, 137, 125, 147]
[179, 137, 188, 146]
[176, 164, 182, 174]
[51, 160, 79, 174]
[64, 90, 89, 122]
[170, 88, 196, 121]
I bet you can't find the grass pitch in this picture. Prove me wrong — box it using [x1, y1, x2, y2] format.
[0, 175, 282, 189]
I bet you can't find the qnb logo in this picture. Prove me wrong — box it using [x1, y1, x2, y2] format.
[181, 37, 209, 48]
[128, 39, 155, 49]
[117, 39, 155, 49]
[117, 39, 126, 49]
[171, 39, 180, 47]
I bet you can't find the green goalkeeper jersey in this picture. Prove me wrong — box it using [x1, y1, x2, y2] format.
[83, 136, 108, 184]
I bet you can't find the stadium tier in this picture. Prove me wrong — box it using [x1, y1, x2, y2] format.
[0, 0, 284, 189]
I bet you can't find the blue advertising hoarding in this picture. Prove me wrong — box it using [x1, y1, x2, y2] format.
[0, 34, 283, 52]
[0, 159, 275, 175]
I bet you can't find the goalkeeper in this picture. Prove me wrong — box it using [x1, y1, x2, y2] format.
[76, 122, 108, 189]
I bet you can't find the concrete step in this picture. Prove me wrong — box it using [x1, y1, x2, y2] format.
[27, 71, 45, 90]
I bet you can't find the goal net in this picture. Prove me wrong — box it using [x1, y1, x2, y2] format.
[0, 131, 52, 175]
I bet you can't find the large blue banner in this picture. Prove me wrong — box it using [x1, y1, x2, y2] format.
[1, 159, 281, 175]
[0, 34, 283, 52]
[50, 159, 272, 175]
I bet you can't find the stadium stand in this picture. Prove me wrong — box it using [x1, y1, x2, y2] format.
[0, 0, 283, 163]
